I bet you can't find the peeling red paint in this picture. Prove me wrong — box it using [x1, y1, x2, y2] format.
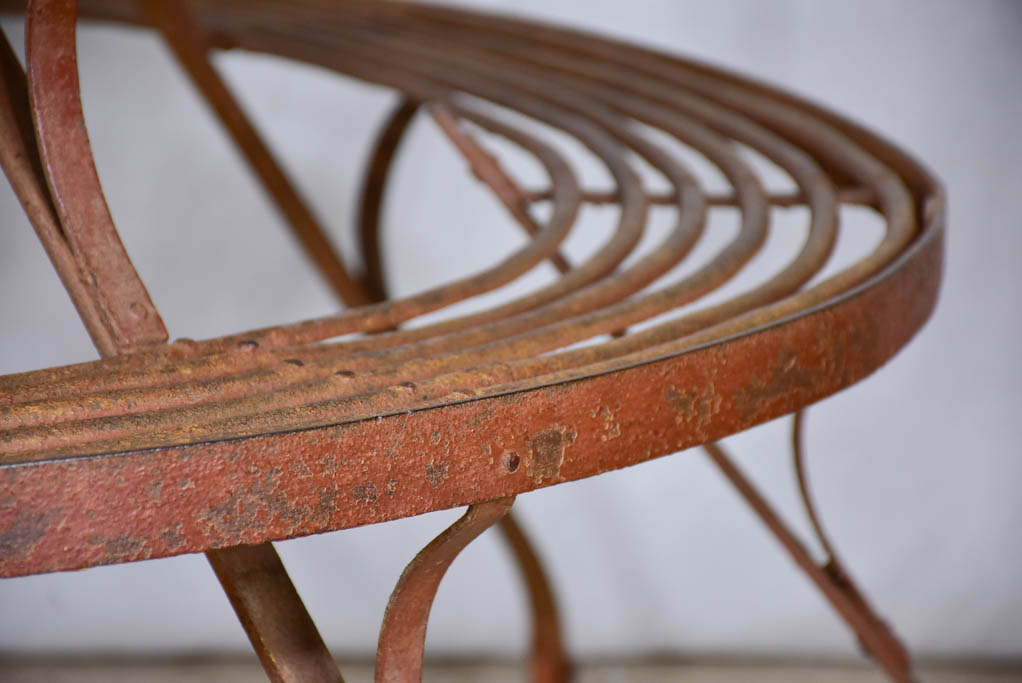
[0, 226, 942, 576]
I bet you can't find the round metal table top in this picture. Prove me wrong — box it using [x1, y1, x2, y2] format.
[0, 0, 943, 578]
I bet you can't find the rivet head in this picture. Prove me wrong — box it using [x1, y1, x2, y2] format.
[503, 452, 520, 473]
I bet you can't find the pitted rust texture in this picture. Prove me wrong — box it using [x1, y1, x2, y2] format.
[0, 509, 49, 563]
[0, 0, 943, 585]
[528, 428, 568, 484]
[0, 3, 946, 682]
[376, 497, 514, 682]
[0, 229, 941, 577]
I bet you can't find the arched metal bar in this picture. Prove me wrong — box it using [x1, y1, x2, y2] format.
[702, 440, 914, 683]
[139, 0, 368, 308]
[376, 497, 515, 683]
[792, 410, 839, 562]
[0, 28, 118, 355]
[791, 410, 910, 672]
[356, 96, 420, 304]
[25, 0, 167, 353]
[522, 186, 876, 208]
[21, 4, 343, 681]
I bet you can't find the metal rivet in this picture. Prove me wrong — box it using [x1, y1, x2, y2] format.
[503, 452, 520, 472]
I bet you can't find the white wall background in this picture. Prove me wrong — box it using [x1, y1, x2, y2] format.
[1, 0, 1020, 662]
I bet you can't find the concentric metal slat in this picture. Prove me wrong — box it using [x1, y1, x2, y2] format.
[0, 3, 945, 682]
[0, 8, 943, 683]
[0, 0, 943, 570]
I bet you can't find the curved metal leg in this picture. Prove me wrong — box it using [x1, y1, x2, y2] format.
[207, 545, 344, 683]
[376, 498, 515, 683]
[358, 100, 572, 681]
[703, 416, 915, 683]
[497, 514, 572, 683]
[790, 411, 912, 678]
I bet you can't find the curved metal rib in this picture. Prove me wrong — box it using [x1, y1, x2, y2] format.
[357, 97, 420, 304]
[792, 410, 839, 563]
[376, 497, 514, 683]
[25, 0, 167, 353]
[703, 439, 914, 683]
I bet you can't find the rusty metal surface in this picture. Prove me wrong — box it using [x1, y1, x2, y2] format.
[207, 544, 345, 683]
[6, 4, 346, 680]
[354, 100, 572, 682]
[23, 0, 167, 354]
[376, 497, 514, 683]
[0, 2, 947, 680]
[357, 97, 420, 305]
[0, 0, 943, 596]
[135, 6, 566, 677]
[787, 410, 913, 679]
[0, 29, 122, 355]
[703, 440, 915, 682]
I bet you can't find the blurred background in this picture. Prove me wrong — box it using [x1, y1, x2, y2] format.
[0, 0, 1020, 675]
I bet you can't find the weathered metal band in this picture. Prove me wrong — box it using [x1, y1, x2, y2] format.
[0, 0, 943, 581]
[0, 214, 941, 576]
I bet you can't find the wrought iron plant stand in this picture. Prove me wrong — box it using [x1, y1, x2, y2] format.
[0, 2, 944, 682]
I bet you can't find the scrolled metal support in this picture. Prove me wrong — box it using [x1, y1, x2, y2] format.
[790, 410, 911, 674]
[703, 427, 915, 683]
[792, 409, 848, 579]
[376, 497, 515, 683]
[358, 101, 572, 682]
